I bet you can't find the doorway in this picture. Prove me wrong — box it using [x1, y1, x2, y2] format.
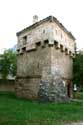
[67, 80, 72, 98]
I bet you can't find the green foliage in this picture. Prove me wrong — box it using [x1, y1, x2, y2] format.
[0, 49, 16, 79]
[73, 53, 83, 86]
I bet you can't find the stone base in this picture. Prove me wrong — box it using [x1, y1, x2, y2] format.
[15, 77, 40, 100]
[15, 75, 71, 103]
[38, 74, 70, 103]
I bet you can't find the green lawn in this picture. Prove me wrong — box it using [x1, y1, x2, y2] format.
[0, 92, 83, 125]
[74, 92, 83, 100]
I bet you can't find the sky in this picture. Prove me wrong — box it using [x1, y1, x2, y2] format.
[0, 0, 83, 53]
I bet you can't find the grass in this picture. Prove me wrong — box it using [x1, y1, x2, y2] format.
[74, 91, 83, 100]
[0, 92, 83, 125]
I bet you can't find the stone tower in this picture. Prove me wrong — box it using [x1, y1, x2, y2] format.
[16, 16, 75, 102]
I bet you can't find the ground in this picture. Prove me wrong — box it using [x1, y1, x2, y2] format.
[0, 92, 83, 125]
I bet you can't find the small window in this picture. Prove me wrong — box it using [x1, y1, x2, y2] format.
[43, 30, 45, 34]
[23, 36, 27, 40]
[61, 33, 63, 39]
[23, 36, 27, 45]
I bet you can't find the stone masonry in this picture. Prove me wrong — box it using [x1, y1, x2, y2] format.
[15, 15, 76, 102]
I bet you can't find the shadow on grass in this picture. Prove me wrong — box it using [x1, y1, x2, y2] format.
[0, 91, 16, 99]
[0, 91, 39, 104]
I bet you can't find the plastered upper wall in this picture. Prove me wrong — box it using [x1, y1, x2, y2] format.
[17, 21, 53, 48]
[17, 20, 75, 54]
[51, 22, 75, 53]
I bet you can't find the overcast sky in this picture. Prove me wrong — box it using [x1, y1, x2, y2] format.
[0, 0, 83, 52]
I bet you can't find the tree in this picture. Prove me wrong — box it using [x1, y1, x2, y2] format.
[0, 49, 16, 80]
[73, 53, 83, 86]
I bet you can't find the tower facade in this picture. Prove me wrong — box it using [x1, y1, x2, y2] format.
[16, 16, 75, 102]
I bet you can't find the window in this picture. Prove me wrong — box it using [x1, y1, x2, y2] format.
[43, 29, 45, 34]
[61, 32, 63, 39]
[23, 36, 27, 45]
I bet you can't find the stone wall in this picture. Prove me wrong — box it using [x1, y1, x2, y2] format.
[16, 44, 51, 99]
[37, 46, 73, 102]
[51, 46, 73, 79]
[17, 44, 51, 77]
[0, 80, 15, 92]
[38, 72, 69, 103]
[16, 42, 73, 101]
